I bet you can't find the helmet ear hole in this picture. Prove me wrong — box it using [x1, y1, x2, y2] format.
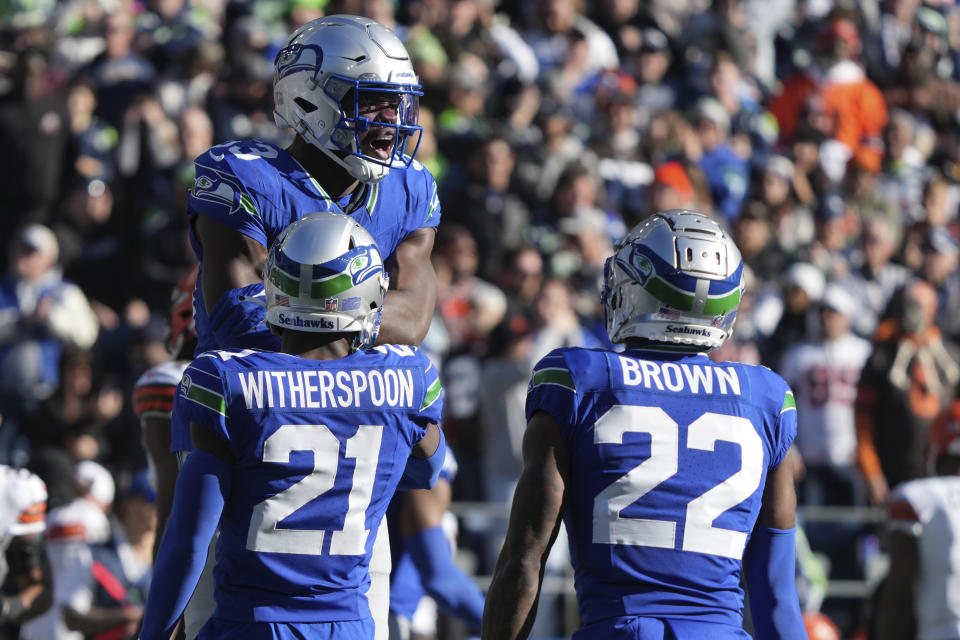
[294, 97, 319, 113]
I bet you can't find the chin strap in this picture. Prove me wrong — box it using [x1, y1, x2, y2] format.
[343, 153, 389, 184]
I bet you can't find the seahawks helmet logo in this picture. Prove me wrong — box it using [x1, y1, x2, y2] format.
[348, 247, 383, 285]
[351, 255, 369, 272]
[275, 44, 323, 80]
[621, 247, 654, 286]
[277, 48, 298, 67]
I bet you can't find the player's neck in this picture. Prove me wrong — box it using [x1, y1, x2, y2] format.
[287, 137, 360, 200]
[281, 331, 354, 361]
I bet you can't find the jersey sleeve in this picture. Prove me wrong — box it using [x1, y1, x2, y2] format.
[771, 377, 798, 470]
[173, 355, 230, 448]
[525, 349, 579, 438]
[413, 355, 444, 432]
[439, 447, 458, 485]
[407, 160, 441, 234]
[188, 144, 268, 248]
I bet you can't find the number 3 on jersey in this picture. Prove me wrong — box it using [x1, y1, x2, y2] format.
[593, 405, 763, 559]
[247, 424, 382, 556]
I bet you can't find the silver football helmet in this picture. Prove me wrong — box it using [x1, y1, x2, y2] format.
[602, 209, 744, 350]
[264, 212, 388, 348]
[273, 14, 422, 184]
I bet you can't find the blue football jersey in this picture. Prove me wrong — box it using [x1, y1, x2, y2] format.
[525, 347, 797, 627]
[172, 344, 444, 623]
[187, 140, 442, 353]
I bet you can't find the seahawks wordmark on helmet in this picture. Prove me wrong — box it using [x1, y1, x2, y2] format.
[264, 212, 388, 349]
[273, 15, 422, 184]
[602, 209, 744, 350]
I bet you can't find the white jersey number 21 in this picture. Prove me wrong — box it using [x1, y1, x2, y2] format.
[246, 424, 382, 556]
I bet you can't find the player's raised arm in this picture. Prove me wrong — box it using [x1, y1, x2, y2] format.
[378, 226, 438, 346]
[140, 423, 232, 640]
[194, 215, 267, 316]
[744, 448, 806, 639]
[483, 410, 569, 640]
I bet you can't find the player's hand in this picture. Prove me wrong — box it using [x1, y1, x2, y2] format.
[866, 474, 889, 505]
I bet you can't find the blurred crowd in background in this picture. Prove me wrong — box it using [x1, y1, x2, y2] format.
[2, 0, 960, 637]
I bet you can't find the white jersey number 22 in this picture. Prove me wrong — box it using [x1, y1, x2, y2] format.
[593, 405, 763, 559]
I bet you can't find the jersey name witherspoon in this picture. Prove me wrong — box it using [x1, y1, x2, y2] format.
[179, 350, 432, 412]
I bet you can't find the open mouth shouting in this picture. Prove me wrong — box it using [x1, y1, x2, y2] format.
[362, 127, 397, 161]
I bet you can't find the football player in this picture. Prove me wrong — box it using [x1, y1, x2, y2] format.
[483, 210, 805, 639]
[134, 264, 197, 557]
[876, 402, 960, 639]
[0, 465, 50, 637]
[188, 13, 438, 355]
[185, 16, 440, 637]
[140, 213, 445, 640]
[387, 449, 484, 638]
[133, 265, 213, 639]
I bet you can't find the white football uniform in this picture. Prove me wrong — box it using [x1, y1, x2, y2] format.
[889, 476, 960, 640]
[0, 465, 47, 583]
[20, 497, 111, 640]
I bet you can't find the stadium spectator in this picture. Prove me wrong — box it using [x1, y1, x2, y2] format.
[841, 217, 913, 339]
[443, 136, 531, 282]
[781, 284, 872, 507]
[758, 154, 816, 260]
[79, 11, 156, 129]
[692, 96, 750, 224]
[0, 47, 70, 241]
[771, 16, 888, 184]
[763, 261, 825, 367]
[0, 225, 98, 429]
[856, 279, 960, 505]
[920, 226, 960, 341]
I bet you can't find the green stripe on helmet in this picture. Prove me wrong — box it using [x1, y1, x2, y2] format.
[269, 267, 300, 297]
[703, 287, 742, 315]
[269, 268, 300, 297]
[310, 274, 354, 298]
[644, 276, 741, 315]
[645, 277, 695, 311]
[270, 269, 356, 299]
